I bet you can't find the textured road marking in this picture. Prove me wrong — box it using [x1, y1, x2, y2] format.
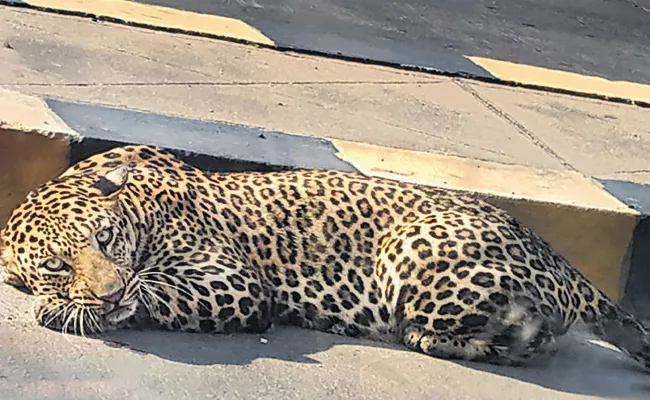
[23, 0, 275, 46]
[470, 56, 650, 104]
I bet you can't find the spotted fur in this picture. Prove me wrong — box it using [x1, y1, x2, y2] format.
[1, 145, 648, 369]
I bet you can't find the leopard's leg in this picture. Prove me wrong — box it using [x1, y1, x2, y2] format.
[398, 299, 559, 366]
[136, 242, 274, 335]
[377, 219, 563, 366]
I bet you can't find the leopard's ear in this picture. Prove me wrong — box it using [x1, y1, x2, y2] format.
[91, 166, 129, 199]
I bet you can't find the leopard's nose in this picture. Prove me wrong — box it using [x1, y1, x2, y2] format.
[96, 286, 125, 304]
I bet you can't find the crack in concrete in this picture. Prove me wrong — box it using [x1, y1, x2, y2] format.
[108, 47, 220, 79]
[610, 169, 650, 175]
[453, 79, 578, 172]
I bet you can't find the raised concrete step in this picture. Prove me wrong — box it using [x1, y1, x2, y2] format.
[2, 88, 648, 319]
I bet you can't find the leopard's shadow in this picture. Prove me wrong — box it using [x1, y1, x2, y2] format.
[100, 324, 349, 366]
[99, 326, 650, 399]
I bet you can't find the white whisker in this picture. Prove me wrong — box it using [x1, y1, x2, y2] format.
[140, 282, 166, 308]
[44, 303, 70, 329]
[79, 308, 87, 339]
[139, 278, 194, 298]
[87, 309, 102, 334]
[62, 306, 77, 341]
[137, 267, 167, 275]
[137, 287, 155, 316]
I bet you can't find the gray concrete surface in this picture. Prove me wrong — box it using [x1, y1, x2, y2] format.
[0, 6, 563, 170]
[1, 284, 650, 400]
[44, 98, 356, 172]
[469, 83, 650, 184]
[3, 5, 650, 184]
[131, 0, 650, 84]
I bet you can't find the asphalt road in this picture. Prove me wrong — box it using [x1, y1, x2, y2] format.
[133, 0, 650, 84]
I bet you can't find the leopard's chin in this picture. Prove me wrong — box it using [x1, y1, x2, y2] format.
[104, 300, 139, 325]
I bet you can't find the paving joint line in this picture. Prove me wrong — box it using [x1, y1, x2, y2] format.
[453, 79, 578, 173]
[1, 80, 442, 87]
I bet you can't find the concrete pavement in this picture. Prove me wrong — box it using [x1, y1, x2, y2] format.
[1, 283, 650, 400]
[128, 0, 647, 84]
[2, 6, 650, 181]
[4, 0, 650, 105]
[1, 5, 650, 400]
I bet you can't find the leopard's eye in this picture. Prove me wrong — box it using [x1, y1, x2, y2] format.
[40, 258, 70, 273]
[96, 229, 113, 245]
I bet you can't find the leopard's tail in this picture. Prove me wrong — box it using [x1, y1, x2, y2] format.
[577, 277, 650, 371]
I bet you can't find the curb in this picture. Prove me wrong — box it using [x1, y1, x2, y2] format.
[0, 89, 648, 318]
[3, 0, 650, 107]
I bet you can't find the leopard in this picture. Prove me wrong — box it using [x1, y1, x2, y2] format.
[1, 144, 648, 370]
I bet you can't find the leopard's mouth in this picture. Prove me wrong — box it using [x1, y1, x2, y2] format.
[103, 301, 138, 324]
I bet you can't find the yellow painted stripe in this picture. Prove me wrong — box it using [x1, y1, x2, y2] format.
[24, 0, 275, 46]
[469, 56, 650, 104]
[331, 139, 634, 213]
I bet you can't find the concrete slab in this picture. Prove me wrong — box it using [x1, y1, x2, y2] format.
[0, 6, 436, 85]
[17, 82, 561, 169]
[44, 97, 356, 172]
[0, 87, 77, 137]
[6, 0, 650, 105]
[0, 6, 564, 169]
[468, 81, 650, 181]
[333, 140, 626, 212]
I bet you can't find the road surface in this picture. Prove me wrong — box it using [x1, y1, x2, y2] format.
[133, 0, 650, 83]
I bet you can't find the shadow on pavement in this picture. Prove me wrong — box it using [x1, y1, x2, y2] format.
[100, 325, 346, 366]
[2, 285, 649, 399]
[99, 324, 650, 399]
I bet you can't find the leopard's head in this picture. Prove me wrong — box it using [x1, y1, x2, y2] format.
[0, 166, 141, 334]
